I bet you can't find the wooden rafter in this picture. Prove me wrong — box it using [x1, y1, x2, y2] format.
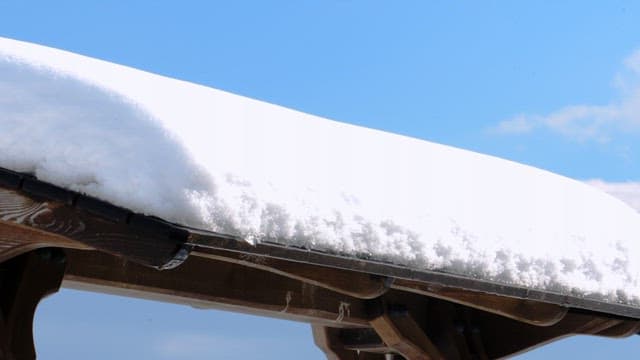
[392, 279, 568, 326]
[195, 247, 390, 299]
[63, 249, 370, 328]
[0, 181, 187, 269]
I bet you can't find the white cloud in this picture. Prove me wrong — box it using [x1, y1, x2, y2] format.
[492, 49, 640, 142]
[585, 180, 640, 212]
[624, 49, 640, 75]
[493, 114, 536, 134]
[153, 332, 297, 359]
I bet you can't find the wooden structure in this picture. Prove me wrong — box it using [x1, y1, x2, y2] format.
[1, 166, 639, 359]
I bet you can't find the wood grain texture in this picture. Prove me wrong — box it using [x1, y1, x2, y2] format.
[0, 219, 87, 263]
[0, 188, 184, 268]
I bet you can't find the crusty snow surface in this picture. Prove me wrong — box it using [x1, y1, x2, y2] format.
[2, 37, 640, 304]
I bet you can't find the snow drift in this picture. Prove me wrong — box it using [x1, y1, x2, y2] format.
[2, 37, 640, 304]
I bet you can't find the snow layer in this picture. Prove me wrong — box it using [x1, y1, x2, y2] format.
[587, 180, 640, 213]
[2, 37, 640, 304]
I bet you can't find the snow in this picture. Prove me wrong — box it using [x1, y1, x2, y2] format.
[586, 180, 640, 213]
[2, 37, 640, 304]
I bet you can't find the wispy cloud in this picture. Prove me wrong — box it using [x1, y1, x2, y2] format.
[153, 332, 302, 359]
[491, 49, 640, 142]
[155, 333, 257, 358]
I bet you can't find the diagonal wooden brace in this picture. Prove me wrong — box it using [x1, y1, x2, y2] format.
[0, 248, 66, 360]
[369, 303, 444, 360]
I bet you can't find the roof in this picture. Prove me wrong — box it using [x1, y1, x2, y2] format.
[2, 36, 640, 306]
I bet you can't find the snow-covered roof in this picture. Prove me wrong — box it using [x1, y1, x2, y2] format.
[2, 37, 640, 304]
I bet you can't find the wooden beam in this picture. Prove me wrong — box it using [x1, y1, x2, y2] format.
[63, 249, 370, 328]
[56, 249, 640, 359]
[393, 279, 568, 326]
[0, 219, 87, 264]
[364, 294, 640, 359]
[463, 307, 640, 358]
[0, 187, 186, 269]
[195, 248, 389, 299]
[595, 320, 640, 338]
[369, 302, 444, 360]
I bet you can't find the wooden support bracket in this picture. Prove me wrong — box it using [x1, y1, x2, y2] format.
[0, 248, 66, 360]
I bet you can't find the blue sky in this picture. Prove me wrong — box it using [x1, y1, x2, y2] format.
[3, 1, 640, 358]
